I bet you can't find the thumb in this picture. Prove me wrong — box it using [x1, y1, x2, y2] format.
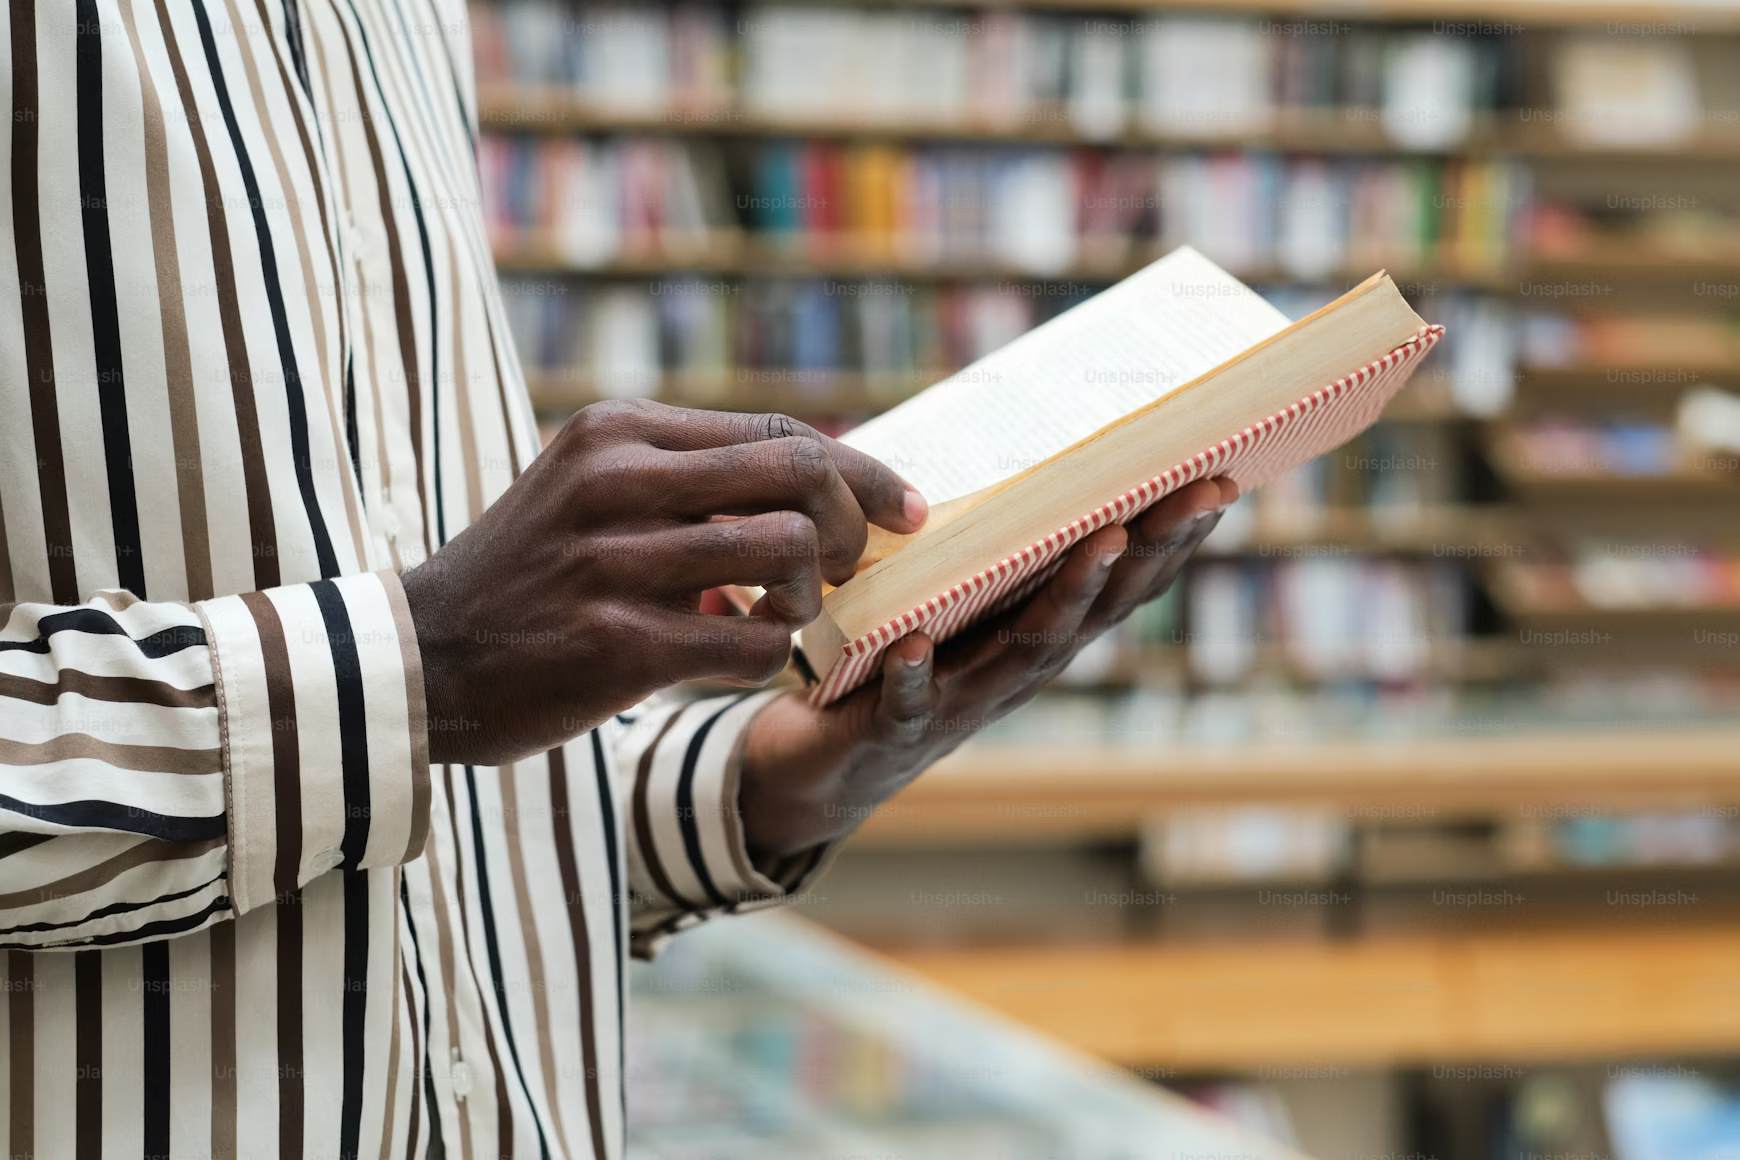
[874, 634, 935, 745]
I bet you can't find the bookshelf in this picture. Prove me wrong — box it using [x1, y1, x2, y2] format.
[851, 730, 1740, 845]
[771, 0, 1740, 31]
[478, 92, 1740, 161]
[494, 237, 1740, 293]
[478, 6, 1740, 1150]
[885, 926, 1740, 1069]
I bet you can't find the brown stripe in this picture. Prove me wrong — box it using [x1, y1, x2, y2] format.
[478, 277, 524, 480]
[717, 724, 767, 891]
[92, 591, 140, 612]
[74, 951, 101, 1160]
[10, 1, 76, 603]
[632, 711, 691, 908]
[225, 0, 368, 572]
[337, 20, 430, 553]
[0, 733, 220, 775]
[397, 959, 421, 1160]
[0, 836, 222, 910]
[210, 920, 237, 1160]
[277, 893, 304, 1160]
[376, 878, 403, 1160]
[496, 763, 570, 1153]
[238, 591, 301, 897]
[548, 748, 610, 1160]
[153, 0, 281, 589]
[7, 950, 33, 1160]
[254, 0, 369, 575]
[401, 806, 466, 1160]
[116, 0, 214, 602]
[301, 14, 407, 576]
[0, 668, 215, 710]
[446, 248, 484, 523]
[359, 268, 401, 575]
[380, 573, 429, 862]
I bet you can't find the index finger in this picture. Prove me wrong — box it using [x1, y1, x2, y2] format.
[632, 406, 928, 535]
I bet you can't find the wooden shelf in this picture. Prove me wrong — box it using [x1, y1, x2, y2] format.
[495, 238, 1740, 295]
[523, 367, 936, 416]
[852, 730, 1740, 846]
[479, 91, 1740, 161]
[779, 0, 1740, 33]
[884, 926, 1740, 1069]
[494, 237, 1518, 289]
[1521, 364, 1740, 391]
[1485, 563, 1740, 627]
[1226, 505, 1524, 553]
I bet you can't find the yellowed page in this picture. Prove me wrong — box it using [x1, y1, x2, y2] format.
[840, 247, 1290, 505]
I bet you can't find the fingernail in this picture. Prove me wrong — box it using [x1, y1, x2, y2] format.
[902, 650, 927, 668]
[903, 489, 929, 528]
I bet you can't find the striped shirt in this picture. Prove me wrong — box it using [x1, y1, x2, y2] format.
[0, 1, 819, 1156]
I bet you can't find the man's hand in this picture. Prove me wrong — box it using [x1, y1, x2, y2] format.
[402, 401, 926, 766]
[737, 478, 1234, 862]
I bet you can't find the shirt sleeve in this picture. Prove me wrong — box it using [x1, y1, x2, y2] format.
[0, 572, 429, 949]
[610, 689, 839, 959]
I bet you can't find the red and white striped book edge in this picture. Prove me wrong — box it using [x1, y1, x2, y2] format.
[810, 324, 1446, 706]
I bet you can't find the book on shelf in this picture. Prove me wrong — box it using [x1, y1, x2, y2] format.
[471, 3, 1524, 149]
[799, 247, 1443, 704]
[480, 132, 1529, 279]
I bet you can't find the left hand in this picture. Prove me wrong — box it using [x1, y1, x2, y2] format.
[737, 477, 1237, 862]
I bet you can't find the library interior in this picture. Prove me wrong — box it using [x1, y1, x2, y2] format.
[470, 2, 1740, 1156]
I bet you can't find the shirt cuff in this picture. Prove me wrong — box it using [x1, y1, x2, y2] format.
[625, 690, 838, 959]
[197, 571, 430, 915]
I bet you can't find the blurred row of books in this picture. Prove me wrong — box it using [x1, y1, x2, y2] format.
[479, 135, 1527, 276]
[472, 4, 1730, 152]
[978, 672, 1740, 748]
[502, 275, 1523, 415]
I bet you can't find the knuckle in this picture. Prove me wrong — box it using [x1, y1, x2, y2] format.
[777, 436, 831, 494]
[582, 445, 657, 497]
[765, 509, 819, 557]
[742, 625, 792, 683]
[757, 412, 800, 443]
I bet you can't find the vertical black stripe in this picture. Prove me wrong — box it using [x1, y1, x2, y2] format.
[344, 354, 362, 487]
[75, 0, 146, 598]
[339, 870, 368, 1160]
[398, 876, 441, 1160]
[342, 1, 444, 545]
[277, 891, 304, 1160]
[590, 728, 627, 1134]
[675, 698, 751, 909]
[310, 580, 371, 865]
[188, 0, 340, 580]
[462, 766, 550, 1160]
[74, 950, 102, 1160]
[11, 0, 78, 604]
[279, 0, 313, 102]
[141, 941, 171, 1159]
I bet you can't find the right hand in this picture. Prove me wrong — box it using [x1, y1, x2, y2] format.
[401, 400, 928, 766]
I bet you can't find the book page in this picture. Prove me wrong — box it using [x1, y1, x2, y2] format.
[841, 247, 1291, 505]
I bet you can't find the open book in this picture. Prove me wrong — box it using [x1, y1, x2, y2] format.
[804, 247, 1443, 705]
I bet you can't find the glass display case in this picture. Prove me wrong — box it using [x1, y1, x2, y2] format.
[626, 912, 1305, 1159]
